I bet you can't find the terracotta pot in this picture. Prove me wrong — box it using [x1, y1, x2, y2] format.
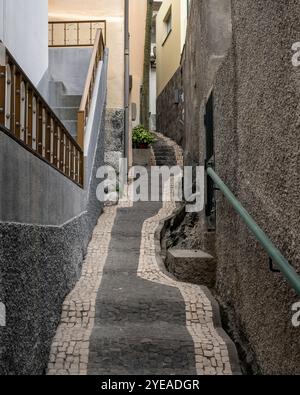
[138, 143, 149, 149]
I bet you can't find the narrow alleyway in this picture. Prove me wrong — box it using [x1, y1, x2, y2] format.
[47, 134, 239, 376]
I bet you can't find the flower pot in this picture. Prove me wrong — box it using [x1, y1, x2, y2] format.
[137, 143, 149, 149]
[133, 148, 151, 166]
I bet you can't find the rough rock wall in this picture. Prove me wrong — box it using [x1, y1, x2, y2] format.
[183, 0, 232, 166]
[156, 67, 184, 146]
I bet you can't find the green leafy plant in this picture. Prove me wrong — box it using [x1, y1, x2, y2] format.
[132, 125, 155, 149]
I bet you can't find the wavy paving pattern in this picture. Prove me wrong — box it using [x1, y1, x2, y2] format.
[47, 134, 238, 375]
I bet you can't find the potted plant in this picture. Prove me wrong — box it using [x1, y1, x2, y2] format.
[132, 125, 155, 166]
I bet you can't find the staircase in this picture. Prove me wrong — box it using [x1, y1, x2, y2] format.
[48, 81, 82, 140]
[152, 138, 178, 166]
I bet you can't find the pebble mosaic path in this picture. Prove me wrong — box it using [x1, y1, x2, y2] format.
[47, 133, 239, 375]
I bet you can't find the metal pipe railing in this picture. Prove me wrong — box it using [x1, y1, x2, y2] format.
[207, 166, 300, 295]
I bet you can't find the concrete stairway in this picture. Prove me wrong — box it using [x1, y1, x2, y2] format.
[49, 81, 82, 140]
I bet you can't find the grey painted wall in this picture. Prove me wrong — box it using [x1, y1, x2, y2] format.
[0, 51, 108, 374]
[0, 133, 85, 226]
[180, 0, 300, 374]
[38, 47, 93, 103]
[49, 47, 92, 95]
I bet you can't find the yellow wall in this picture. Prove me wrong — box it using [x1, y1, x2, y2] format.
[156, 0, 187, 96]
[129, 0, 147, 128]
[48, 0, 124, 109]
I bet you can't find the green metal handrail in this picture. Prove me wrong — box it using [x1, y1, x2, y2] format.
[207, 166, 300, 296]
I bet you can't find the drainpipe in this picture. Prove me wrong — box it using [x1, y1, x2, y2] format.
[124, 0, 130, 163]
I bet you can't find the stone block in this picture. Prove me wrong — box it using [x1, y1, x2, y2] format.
[166, 249, 216, 288]
[133, 149, 151, 166]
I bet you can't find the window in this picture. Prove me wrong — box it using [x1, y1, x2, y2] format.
[163, 6, 172, 45]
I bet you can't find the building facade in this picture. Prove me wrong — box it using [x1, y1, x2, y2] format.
[0, 0, 48, 86]
[155, 0, 189, 142]
[49, 0, 148, 167]
[156, 0, 188, 96]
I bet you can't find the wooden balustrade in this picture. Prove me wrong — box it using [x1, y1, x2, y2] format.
[77, 29, 105, 148]
[0, 42, 84, 187]
[48, 20, 106, 47]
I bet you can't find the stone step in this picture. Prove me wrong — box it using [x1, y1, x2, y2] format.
[166, 249, 216, 288]
[156, 161, 178, 167]
[60, 95, 82, 107]
[88, 366, 197, 375]
[152, 149, 175, 156]
[88, 322, 196, 374]
[152, 146, 174, 151]
[94, 295, 187, 323]
[53, 107, 78, 121]
[152, 145, 174, 151]
[154, 155, 176, 161]
[152, 138, 178, 167]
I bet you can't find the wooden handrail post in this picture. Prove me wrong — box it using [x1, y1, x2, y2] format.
[0, 42, 6, 126]
[77, 110, 85, 149]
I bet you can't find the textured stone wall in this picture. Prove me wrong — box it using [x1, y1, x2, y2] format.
[156, 67, 184, 147]
[172, 0, 232, 263]
[104, 108, 124, 172]
[0, 103, 105, 374]
[175, 0, 300, 374]
[213, 1, 300, 375]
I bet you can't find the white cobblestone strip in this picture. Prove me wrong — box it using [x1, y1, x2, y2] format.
[47, 206, 117, 375]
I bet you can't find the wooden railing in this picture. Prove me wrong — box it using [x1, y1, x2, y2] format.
[0, 42, 84, 187]
[48, 20, 106, 47]
[77, 29, 105, 148]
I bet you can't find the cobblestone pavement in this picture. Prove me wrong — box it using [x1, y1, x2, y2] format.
[47, 135, 238, 375]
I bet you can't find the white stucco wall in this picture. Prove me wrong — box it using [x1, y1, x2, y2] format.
[0, 1, 3, 40]
[0, 0, 48, 86]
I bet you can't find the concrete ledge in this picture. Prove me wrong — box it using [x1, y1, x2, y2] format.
[166, 248, 216, 288]
[133, 148, 151, 166]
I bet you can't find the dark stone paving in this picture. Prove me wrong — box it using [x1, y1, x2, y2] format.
[87, 203, 197, 375]
[87, 139, 197, 375]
